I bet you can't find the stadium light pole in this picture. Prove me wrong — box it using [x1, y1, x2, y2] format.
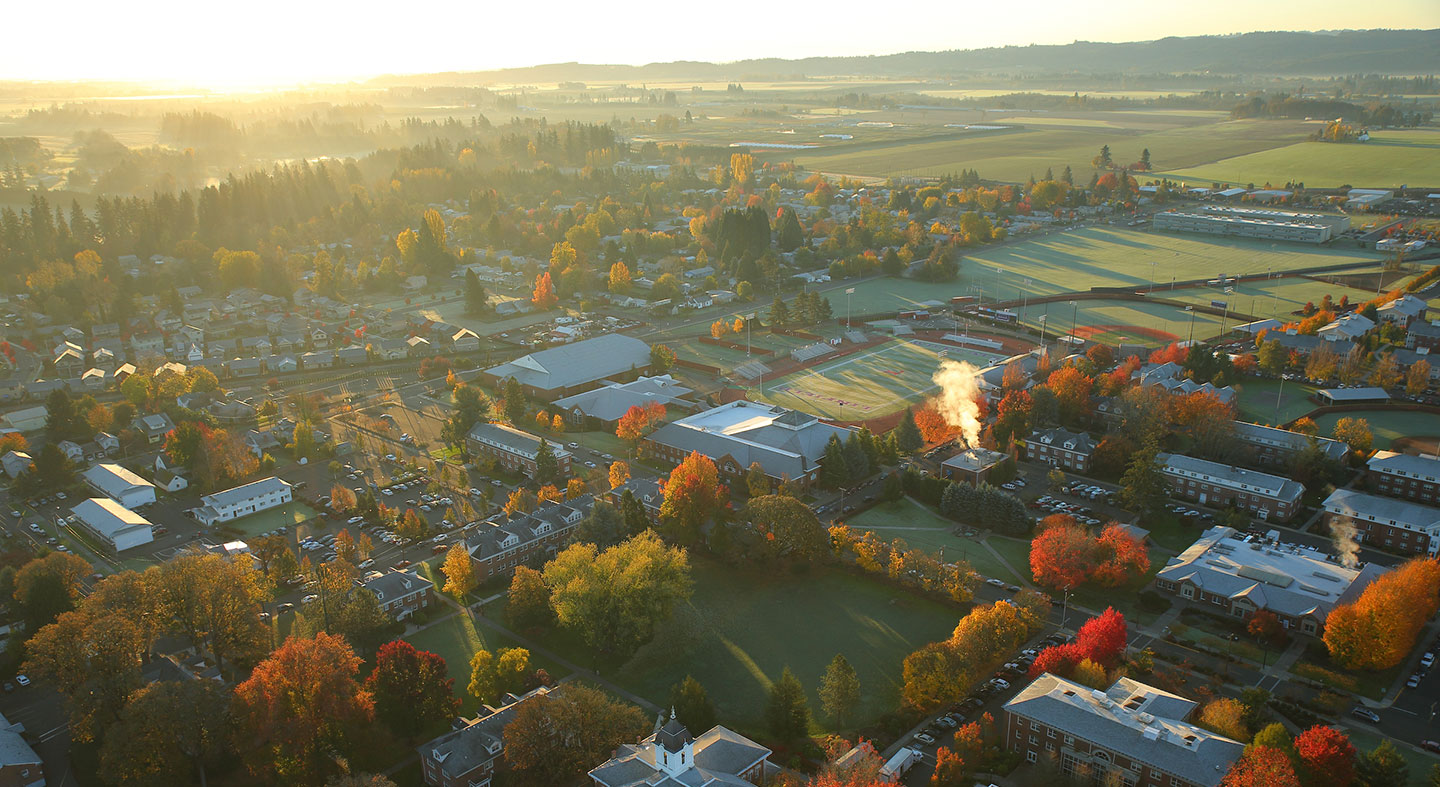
[1069, 300, 1078, 346]
[1186, 306, 1196, 345]
[846, 287, 855, 330]
[1038, 314, 1047, 348]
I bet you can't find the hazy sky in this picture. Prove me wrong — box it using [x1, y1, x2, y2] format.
[2, 0, 1437, 88]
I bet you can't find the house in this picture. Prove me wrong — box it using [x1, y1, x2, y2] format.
[133, 413, 177, 445]
[310, 328, 330, 348]
[1003, 674, 1243, 787]
[418, 687, 551, 787]
[95, 431, 119, 455]
[1158, 453, 1303, 521]
[406, 336, 432, 356]
[0, 407, 47, 433]
[80, 368, 111, 390]
[1154, 526, 1383, 636]
[1366, 450, 1440, 504]
[362, 569, 434, 620]
[375, 338, 409, 361]
[483, 334, 652, 400]
[0, 710, 44, 787]
[466, 423, 571, 480]
[589, 711, 773, 787]
[336, 346, 369, 366]
[70, 497, 155, 553]
[1324, 488, 1440, 556]
[52, 346, 84, 376]
[451, 329, 481, 352]
[113, 363, 137, 383]
[644, 401, 853, 489]
[1, 451, 32, 478]
[1318, 313, 1374, 343]
[56, 440, 84, 463]
[1024, 428, 1096, 473]
[1406, 320, 1440, 351]
[244, 429, 281, 458]
[551, 375, 697, 429]
[82, 463, 157, 508]
[266, 355, 298, 374]
[466, 496, 589, 582]
[1233, 422, 1349, 467]
[228, 357, 263, 377]
[1376, 294, 1427, 327]
[301, 351, 335, 370]
[154, 466, 189, 492]
[193, 477, 292, 526]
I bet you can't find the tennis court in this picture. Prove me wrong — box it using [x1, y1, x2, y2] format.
[754, 338, 1006, 420]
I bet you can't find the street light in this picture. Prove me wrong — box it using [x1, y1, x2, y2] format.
[1060, 586, 1073, 630]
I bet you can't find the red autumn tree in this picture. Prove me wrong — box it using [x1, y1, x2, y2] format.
[1148, 342, 1188, 365]
[1294, 725, 1356, 787]
[930, 746, 971, 786]
[1246, 610, 1285, 646]
[0, 432, 26, 455]
[1092, 525, 1150, 587]
[233, 632, 375, 784]
[1220, 746, 1301, 787]
[531, 272, 559, 310]
[912, 402, 958, 444]
[365, 640, 459, 737]
[1030, 524, 1100, 590]
[1029, 642, 1084, 679]
[1036, 513, 1078, 532]
[616, 406, 648, 444]
[658, 451, 728, 543]
[1076, 607, 1128, 668]
[1045, 366, 1094, 423]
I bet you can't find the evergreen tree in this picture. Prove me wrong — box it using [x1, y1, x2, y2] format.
[820, 434, 849, 489]
[819, 653, 861, 726]
[502, 378, 526, 423]
[44, 389, 79, 441]
[534, 439, 558, 484]
[1062, 165, 1074, 184]
[619, 489, 649, 536]
[668, 676, 717, 733]
[843, 433, 870, 482]
[769, 297, 791, 328]
[1119, 437, 1167, 516]
[765, 667, 811, 743]
[465, 269, 488, 315]
[896, 407, 923, 453]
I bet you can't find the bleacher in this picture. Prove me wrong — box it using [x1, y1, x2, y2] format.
[790, 343, 834, 363]
[844, 330, 868, 344]
[943, 333, 1003, 351]
[733, 360, 772, 380]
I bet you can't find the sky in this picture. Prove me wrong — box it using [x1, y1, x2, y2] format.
[1, 0, 1437, 88]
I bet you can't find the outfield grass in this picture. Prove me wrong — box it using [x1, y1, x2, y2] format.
[405, 612, 572, 716]
[753, 338, 1004, 420]
[1164, 275, 1380, 323]
[1013, 298, 1228, 347]
[846, 498, 1023, 584]
[1234, 379, 1321, 425]
[775, 118, 1311, 182]
[1163, 129, 1440, 189]
[604, 558, 960, 735]
[1311, 409, 1440, 450]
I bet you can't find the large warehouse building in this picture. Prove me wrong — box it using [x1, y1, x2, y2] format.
[82, 463, 157, 509]
[1153, 206, 1347, 244]
[71, 497, 155, 552]
[481, 334, 652, 400]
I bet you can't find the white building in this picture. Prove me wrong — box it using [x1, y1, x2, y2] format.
[82, 463, 157, 508]
[194, 477, 292, 526]
[71, 498, 155, 552]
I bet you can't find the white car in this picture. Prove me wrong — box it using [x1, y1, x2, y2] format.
[382, 489, 394, 496]
[358, 559, 375, 569]
[1422, 652, 1436, 669]
[301, 594, 319, 604]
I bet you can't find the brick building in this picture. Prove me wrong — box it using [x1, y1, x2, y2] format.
[361, 569, 434, 620]
[418, 687, 550, 787]
[1024, 428, 1096, 473]
[1367, 450, 1440, 504]
[1004, 674, 1243, 787]
[1323, 488, 1440, 556]
[1232, 422, 1348, 469]
[1157, 453, 1304, 522]
[466, 422, 572, 480]
[464, 495, 591, 582]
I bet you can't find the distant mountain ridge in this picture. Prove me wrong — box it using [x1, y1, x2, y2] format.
[370, 29, 1439, 86]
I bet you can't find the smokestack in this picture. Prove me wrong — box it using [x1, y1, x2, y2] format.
[1326, 517, 1360, 569]
[931, 360, 983, 447]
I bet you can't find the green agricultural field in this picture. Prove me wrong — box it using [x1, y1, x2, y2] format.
[846, 498, 1023, 585]
[1311, 409, 1440, 450]
[405, 613, 571, 717]
[773, 118, 1311, 182]
[1163, 129, 1440, 189]
[1012, 298, 1228, 347]
[1233, 378, 1320, 425]
[606, 558, 961, 735]
[753, 338, 1004, 420]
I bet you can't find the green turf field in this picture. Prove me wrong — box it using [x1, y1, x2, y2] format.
[1163, 129, 1440, 189]
[1013, 298, 1228, 347]
[1233, 379, 1321, 425]
[957, 227, 1379, 303]
[775, 118, 1311, 181]
[753, 338, 1005, 420]
[608, 558, 961, 734]
[1311, 409, 1440, 450]
[1164, 275, 1383, 323]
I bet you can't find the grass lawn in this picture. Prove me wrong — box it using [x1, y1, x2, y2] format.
[1163, 128, 1440, 189]
[1344, 727, 1437, 779]
[1234, 378, 1320, 425]
[219, 501, 321, 538]
[569, 430, 631, 459]
[1014, 298, 1227, 347]
[846, 498, 1022, 584]
[405, 612, 573, 716]
[1311, 409, 1440, 450]
[1164, 275, 1381, 323]
[987, 535, 1169, 629]
[752, 338, 1003, 420]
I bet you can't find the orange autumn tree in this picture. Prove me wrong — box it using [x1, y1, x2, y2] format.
[912, 402, 958, 444]
[1030, 522, 1149, 590]
[531, 272, 559, 309]
[658, 451, 728, 544]
[1323, 557, 1440, 670]
[1044, 366, 1094, 423]
[616, 401, 667, 447]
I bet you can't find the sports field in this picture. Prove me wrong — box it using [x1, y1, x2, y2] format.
[1234, 378, 1320, 425]
[754, 338, 1005, 420]
[1164, 129, 1440, 189]
[1311, 409, 1440, 450]
[1164, 275, 1383, 323]
[1014, 298, 1228, 347]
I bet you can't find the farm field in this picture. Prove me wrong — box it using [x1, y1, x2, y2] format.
[605, 558, 961, 735]
[1162, 129, 1440, 188]
[1234, 378, 1321, 425]
[773, 118, 1312, 181]
[1311, 409, 1440, 450]
[754, 338, 1004, 420]
[846, 498, 1023, 585]
[957, 227, 1379, 303]
[1012, 298, 1227, 347]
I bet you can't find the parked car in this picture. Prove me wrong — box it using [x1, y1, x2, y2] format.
[301, 594, 319, 604]
[1349, 708, 1381, 724]
[1420, 741, 1440, 754]
[1422, 652, 1436, 669]
[14, 675, 29, 687]
[913, 732, 935, 746]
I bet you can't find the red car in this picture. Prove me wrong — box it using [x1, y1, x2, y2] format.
[1422, 741, 1440, 754]
[392, 559, 412, 570]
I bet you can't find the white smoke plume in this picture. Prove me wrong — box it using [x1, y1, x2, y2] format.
[1327, 517, 1361, 569]
[931, 360, 983, 447]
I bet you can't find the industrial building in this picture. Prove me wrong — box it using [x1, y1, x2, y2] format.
[1153, 206, 1346, 244]
[82, 463, 157, 509]
[70, 497, 155, 552]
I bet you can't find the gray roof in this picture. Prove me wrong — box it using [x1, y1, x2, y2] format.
[1004, 674, 1242, 787]
[1317, 386, 1389, 402]
[590, 722, 770, 787]
[201, 476, 290, 509]
[466, 422, 572, 462]
[1025, 427, 1096, 454]
[0, 712, 41, 769]
[552, 374, 694, 422]
[466, 497, 591, 561]
[1368, 450, 1440, 480]
[82, 462, 154, 498]
[362, 569, 432, 601]
[1156, 526, 1365, 621]
[1157, 453, 1304, 503]
[71, 497, 153, 541]
[1233, 422, 1348, 462]
[485, 333, 651, 392]
[1324, 488, 1440, 536]
[417, 687, 550, 780]
[646, 400, 851, 479]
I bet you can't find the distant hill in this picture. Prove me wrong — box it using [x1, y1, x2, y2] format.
[371, 29, 1439, 86]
